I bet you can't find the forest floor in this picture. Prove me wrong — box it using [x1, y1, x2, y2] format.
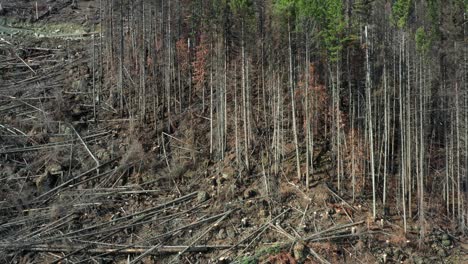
[1, 1, 467, 263]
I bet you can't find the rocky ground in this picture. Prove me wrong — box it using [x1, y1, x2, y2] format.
[0, 1, 467, 263]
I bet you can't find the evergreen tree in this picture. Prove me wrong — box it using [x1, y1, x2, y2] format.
[415, 26, 430, 54]
[392, 0, 412, 28]
[229, 0, 253, 15]
[322, 0, 345, 60]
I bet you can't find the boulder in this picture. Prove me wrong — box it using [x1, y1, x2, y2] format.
[197, 191, 209, 203]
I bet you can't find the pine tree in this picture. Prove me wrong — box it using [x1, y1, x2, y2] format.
[392, 0, 412, 28]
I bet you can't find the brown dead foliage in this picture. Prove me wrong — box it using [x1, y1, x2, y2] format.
[264, 252, 297, 264]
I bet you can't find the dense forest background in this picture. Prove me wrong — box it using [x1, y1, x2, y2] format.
[97, 0, 467, 234]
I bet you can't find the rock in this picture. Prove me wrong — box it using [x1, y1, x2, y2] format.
[72, 79, 85, 91]
[312, 184, 330, 202]
[355, 239, 364, 251]
[50, 205, 66, 219]
[49, 136, 67, 143]
[216, 228, 226, 240]
[71, 106, 83, 116]
[413, 256, 424, 264]
[35, 171, 55, 192]
[381, 253, 389, 263]
[96, 149, 110, 161]
[293, 242, 306, 261]
[221, 166, 234, 179]
[197, 191, 209, 203]
[211, 177, 218, 187]
[384, 247, 393, 256]
[299, 224, 307, 232]
[243, 188, 257, 199]
[394, 248, 403, 260]
[441, 239, 451, 247]
[437, 247, 447, 257]
[216, 176, 226, 186]
[61, 126, 72, 135]
[321, 211, 329, 220]
[406, 247, 414, 255]
[241, 217, 248, 227]
[0, 165, 13, 177]
[47, 163, 62, 174]
[217, 257, 231, 264]
[226, 228, 235, 239]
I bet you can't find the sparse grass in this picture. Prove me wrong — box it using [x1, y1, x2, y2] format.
[236, 245, 282, 264]
[239, 256, 258, 264]
[0, 17, 91, 38]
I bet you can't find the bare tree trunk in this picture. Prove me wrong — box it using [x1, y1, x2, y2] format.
[365, 26, 376, 218]
[399, 33, 407, 232]
[383, 60, 388, 207]
[241, 20, 249, 171]
[288, 20, 301, 182]
[455, 83, 461, 222]
[234, 62, 240, 170]
[141, 0, 146, 121]
[119, 0, 124, 115]
[406, 41, 412, 220]
[305, 30, 311, 188]
[418, 55, 425, 246]
[166, 0, 172, 131]
[210, 41, 213, 157]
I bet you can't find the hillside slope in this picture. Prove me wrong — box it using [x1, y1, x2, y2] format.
[0, 0, 467, 263]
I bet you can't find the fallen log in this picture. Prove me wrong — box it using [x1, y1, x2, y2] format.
[3, 244, 232, 255]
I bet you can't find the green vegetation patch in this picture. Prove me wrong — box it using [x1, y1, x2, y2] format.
[237, 245, 282, 264]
